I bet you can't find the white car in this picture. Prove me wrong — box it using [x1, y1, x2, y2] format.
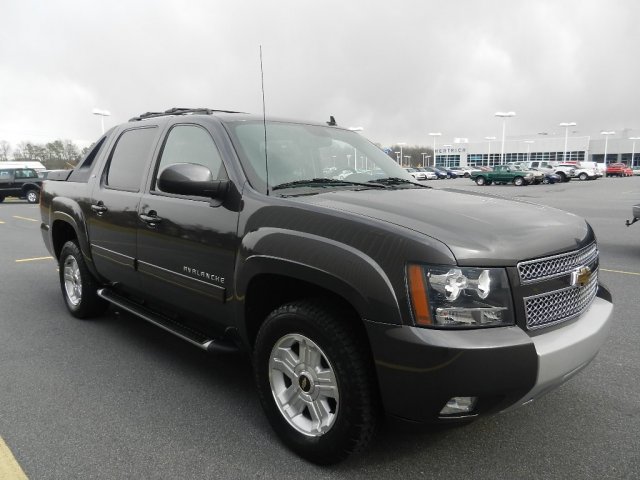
[557, 163, 599, 181]
[415, 167, 438, 180]
[405, 167, 427, 181]
[459, 166, 482, 178]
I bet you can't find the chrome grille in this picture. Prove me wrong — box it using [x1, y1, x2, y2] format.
[524, 268, 598, 330]
[517, 243, 598, 284]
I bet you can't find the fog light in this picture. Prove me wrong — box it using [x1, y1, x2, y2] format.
[440, 396, 478, 415]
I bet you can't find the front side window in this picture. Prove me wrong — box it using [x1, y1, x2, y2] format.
[106, 127, 158, 191]
[154, 124, 226, 192]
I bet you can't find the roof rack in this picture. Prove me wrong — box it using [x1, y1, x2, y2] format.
[129, 107, 245, 122]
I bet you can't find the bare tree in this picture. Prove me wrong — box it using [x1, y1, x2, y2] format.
[0, 140, 10, 161]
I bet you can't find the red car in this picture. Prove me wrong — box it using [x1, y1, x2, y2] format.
[606, 163, 633, 177]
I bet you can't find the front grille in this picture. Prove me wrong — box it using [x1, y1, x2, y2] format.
[524, 268, 598, 330]
[517, 243, 598, 284]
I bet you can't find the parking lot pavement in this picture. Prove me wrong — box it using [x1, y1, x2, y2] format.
[1, 181, 640, 479]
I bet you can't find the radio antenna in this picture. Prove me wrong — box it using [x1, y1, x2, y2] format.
[260, 45, 270, 195]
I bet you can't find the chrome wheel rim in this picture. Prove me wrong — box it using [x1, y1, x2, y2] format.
[27, 191, 37, 202]
[63, 256, 82, 306]
[269, 333, 339, 437]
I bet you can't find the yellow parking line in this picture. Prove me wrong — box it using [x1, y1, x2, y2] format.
[0, 437, 28, 480]
[12, 216, 38, 222]
[15, 256, 53, 263]
[601, 268, 640, 276]
[0, 220, 5, 224]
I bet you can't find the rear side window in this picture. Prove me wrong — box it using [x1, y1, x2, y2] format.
[106, 127, 158, 191]
[14, 169, 38, 179]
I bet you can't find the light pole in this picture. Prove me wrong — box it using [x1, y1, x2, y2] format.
[428, 133, 441, 167]
[397, 142, 406, 167]
[484, 136, 496, 166]
[559, 122, 577, 162]
[348, 127, 364, 170]
[524, 140, 534, 163]
[601, 131, 615, 167]
[629, 136, 640, 168]
[421, 152, 427, 166]
[495, 112, 516, 164]
[92, 108, 111, 134]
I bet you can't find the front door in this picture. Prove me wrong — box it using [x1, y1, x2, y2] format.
[136, 123, 239, 335]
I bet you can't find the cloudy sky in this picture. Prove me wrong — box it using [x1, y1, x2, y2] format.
[1, 0, 638, 149]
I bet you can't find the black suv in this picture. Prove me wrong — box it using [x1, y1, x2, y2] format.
[40, 108, 613, 464]
[0, 167, 42, 203]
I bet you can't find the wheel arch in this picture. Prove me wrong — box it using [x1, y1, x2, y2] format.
[237, 254, 400, 349]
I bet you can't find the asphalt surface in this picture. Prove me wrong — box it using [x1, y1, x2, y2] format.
[0, 177, 639, 479]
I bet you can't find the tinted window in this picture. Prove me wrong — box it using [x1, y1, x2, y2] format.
[78, 136, 107, 169]
[154, 124, 226, 191]
[14, 169, 38, 179]
[106, 127, 158, 191]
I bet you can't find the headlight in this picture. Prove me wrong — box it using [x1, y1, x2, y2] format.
[406, 264, 515, 328]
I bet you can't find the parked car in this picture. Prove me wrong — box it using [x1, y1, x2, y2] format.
[470, 164, 534, 186]
[557, 163, 599, 181]
[405, 167, 427, 181]
[531, 168, 560, 184]
[606, 163, 632, 177]
[447, 166, 466, 177]
[519, 161, 574, 182]
[39, 107, 613, 464]
[512, 165, 544, 184]
[459, 166, 482, 178]
[0, 167, 42, 203]
[415, 167, 438, 180]
[421, 166, 447, 179]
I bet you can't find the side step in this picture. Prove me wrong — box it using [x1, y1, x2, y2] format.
[97, 288, 238, 353]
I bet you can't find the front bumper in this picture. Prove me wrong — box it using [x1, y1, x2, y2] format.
[365, 287, 613, 425]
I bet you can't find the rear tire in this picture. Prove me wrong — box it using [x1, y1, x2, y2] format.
[579, 173, 588, 181]
[253, 300, 378, 465]
[25, 189, 40, 204]
[513, 176, 525, 186]
[59, 241, 109, 318]
[475, 176, 486, 186]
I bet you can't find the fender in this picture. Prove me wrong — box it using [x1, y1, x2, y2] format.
[20, 182, 41, 193]
[50, 197, 102, 280]
[235, 228, 402, 325]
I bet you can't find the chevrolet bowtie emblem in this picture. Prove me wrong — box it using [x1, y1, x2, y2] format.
[571, 266, 591, 287]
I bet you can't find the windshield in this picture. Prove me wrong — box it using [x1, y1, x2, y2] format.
[225, 120, 416, 194]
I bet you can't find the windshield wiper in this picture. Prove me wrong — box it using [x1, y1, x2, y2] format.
[272, 178, 386, 191]
[369, 177, 429, 187]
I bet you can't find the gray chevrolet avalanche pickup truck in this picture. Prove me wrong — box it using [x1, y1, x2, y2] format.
[40, 108, 613, 464]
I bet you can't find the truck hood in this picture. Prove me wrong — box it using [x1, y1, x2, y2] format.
[291, 187, 593, 266]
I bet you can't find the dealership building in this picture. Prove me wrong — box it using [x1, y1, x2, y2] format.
[432, 132, 640, 169]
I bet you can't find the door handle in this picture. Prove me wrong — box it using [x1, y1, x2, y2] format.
[91, 203, 108, 214]
[139, 212, 163, 225]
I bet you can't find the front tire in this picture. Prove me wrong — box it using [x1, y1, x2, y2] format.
[579, 172, 588, 181]
[253, 300, 378, 465]
[59, 241, 109, 318]
[513, 176, 525, 186]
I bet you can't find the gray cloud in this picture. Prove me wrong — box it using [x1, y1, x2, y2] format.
[1, 0, 638, 148]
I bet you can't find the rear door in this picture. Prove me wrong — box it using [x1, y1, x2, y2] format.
[136, 122, 240, 334]
[87, 125, 161, 290]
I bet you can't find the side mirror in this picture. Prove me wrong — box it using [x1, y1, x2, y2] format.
[157, 163, 229, 199]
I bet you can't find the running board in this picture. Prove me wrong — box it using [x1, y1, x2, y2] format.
[97, 288, 238, 353]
